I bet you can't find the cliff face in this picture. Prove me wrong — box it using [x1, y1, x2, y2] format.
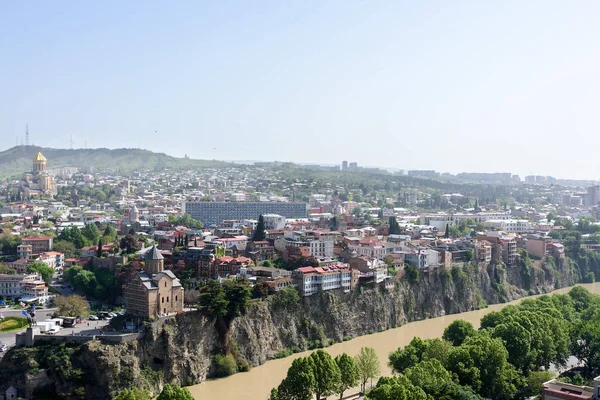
[0, 259, 577, 399]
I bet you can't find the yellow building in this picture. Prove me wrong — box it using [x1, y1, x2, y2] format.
[125, 246, 184, 318]
[20, 152, 57, 198]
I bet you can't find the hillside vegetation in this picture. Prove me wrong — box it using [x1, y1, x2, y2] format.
[0, 146, 230, 178]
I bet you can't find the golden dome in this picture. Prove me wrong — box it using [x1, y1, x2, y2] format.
[33, 152, 47, 162]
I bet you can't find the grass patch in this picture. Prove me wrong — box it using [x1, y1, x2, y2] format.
[0, 317, 28, 332]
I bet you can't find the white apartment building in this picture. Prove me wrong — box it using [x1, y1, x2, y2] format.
[483, 219, 532, 233]
[281, 230, 336, 258]
[421, 212, 512, 227]
[0, 273, 50, 303]
[262, 214, 287, 230]
[348, 243, 387, 259]
[294, 266, 353, 296]
[36, 252, 65, 273]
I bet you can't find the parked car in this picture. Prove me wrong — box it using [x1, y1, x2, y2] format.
[47, 327, 60, 335]
[0, 344, 8, 352]
[89, 315, 98, 321]
[108, 312, 117, 318]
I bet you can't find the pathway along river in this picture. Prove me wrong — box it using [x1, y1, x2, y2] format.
[189, 282, 600, 400]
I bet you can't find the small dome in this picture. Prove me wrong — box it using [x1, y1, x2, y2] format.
[145, 245, 164, 260]
[33, 152, 47, 162]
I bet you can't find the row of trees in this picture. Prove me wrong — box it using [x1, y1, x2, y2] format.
[379, 287, 600, 400]
[269, 287, 600, 400]
[114, 383, 193, 400]
[270, 347, 380, 400]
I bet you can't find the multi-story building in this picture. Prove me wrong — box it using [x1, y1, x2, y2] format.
[245, 241, 276, 262]
[588, 186, 600, 207]
[348, 256, 388, 283]
[293, 265, 354, 296]
[17, 245, 32, 260]
[402, 250, 429, 269]
[0, 273, 49, 303]
[475, 240, 492, 264]
[262, 214, 287, 230]
[124, 246, 184, 318]
[21, 236, 53, 254]
[36, 252, 65, 273]
[483, 219, 532, 233]
[275, 230, 337, 260]
[420, 212, 512, 228]
[347, 237, 387, 260]
[182, 201, 308, 226]
[478, 232, 518, 266]
[214, 237, 249, 249]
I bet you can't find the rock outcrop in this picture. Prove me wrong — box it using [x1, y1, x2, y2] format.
[0, 259, 577, 399]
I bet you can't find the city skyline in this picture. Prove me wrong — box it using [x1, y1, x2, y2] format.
[2, 1, 600, 179]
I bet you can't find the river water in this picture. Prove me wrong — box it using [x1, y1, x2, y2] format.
[189, 283, 600, 400]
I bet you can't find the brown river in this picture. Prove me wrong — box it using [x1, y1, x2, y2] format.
[189, 282, 600, 400]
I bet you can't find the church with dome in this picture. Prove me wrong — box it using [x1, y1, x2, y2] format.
[20, 152, 57, 199]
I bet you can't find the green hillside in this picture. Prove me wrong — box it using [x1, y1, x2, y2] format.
[0, 146, 230, 178]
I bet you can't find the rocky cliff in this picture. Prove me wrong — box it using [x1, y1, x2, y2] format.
[0, 259, 577, 399]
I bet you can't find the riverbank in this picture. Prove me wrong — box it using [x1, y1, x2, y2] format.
[188, 282, 599, 400]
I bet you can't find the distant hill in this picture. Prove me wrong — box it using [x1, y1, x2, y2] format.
[0, 146, 230, 178]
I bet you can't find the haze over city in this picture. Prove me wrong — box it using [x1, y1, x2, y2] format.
[2, 1, 600, 179]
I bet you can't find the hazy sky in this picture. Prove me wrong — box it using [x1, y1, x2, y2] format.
[2, 1, 600, 179]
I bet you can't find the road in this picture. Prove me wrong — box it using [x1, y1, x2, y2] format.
[0, 312, 110, 353]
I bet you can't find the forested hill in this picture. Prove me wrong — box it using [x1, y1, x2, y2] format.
[0, 146, 230, 178]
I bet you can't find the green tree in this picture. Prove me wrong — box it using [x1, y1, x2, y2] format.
[335, 353, 359, 400]
[156, 384, 194, 400]
[449, 333, 522, 400]
[82, 223, 101, 244]
[404, 359, 453, 395]
[113, 388, 151, 400]
[120, 234, 141, 254]
[388, 216, 401, 235]
[27, 261, 54, 285]
[571, 319, 600, 376]
[0, 264, 16, 274]
[275, 357, 316, 400]
[309, 350, 341, 400]
[53, 240, 77, 258]
[96, 238, 103, 258]
[103, 225, 117, 241]
[0, 234, 21, 255]
[253, 215, 266, 241]
[525, 371, 554, 397]
[54, 294, 88, 317]
[389, 337, 428, 374]
[251, 282, 269, 299]
[355, 346, 380, 393]
[197, 280, 228, 318]
[443, 320, 476, 346]
[491, 320, 532, 373]
[223, 279, 251, 319]
[366, 376, 429, 400]
[58, 226, 89, 248]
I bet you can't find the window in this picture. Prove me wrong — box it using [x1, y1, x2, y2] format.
[167, 296, 169, 303]
[162, 297, 164, 304]
[175, 295, 178, 301]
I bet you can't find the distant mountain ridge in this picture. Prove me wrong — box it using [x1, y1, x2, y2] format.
[0, 146, 230, 178]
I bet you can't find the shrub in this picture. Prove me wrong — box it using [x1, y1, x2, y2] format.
[237, 362, 250, 372]
[275, 349, 293, 359]
[343, 336, 353, 341]
[272, 286, 301, 309]
[213, 354, 237, 378]
[404, 264, 420, 284]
